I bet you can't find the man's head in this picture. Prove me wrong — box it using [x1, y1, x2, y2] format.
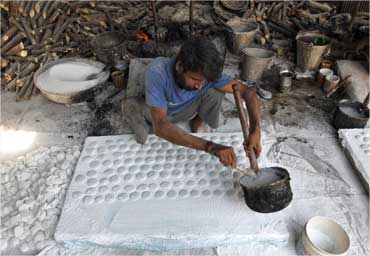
[174, 36, 223, 91]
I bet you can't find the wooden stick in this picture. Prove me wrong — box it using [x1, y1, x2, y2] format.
[4, 63, 17, 82]
[1, 58, 9, 68]
[42, 1, 53, 19]
[35, 1, 46, 15]
[1, 25, 17, 45]
[24, 81, 35, 100]
[20, 17, 37, 44]
[19, 62, 38, 78]
[16, 73, 34, 102]
[1, 33, 25, 53]
[6, 77, 17, 91]
[5, 42, 25, 56]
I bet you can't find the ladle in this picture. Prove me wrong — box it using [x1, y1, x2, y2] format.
[232, 84, 293, 213]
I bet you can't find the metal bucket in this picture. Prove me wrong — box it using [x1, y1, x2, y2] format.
[241, 48, 273, 81]
[239, 167, 293, 213]
[296, 33, 331, 72]
[333, 100, 369, 129]
[279, 70, 293, 92]
[226, 18, 258, 54]
[91, 31, 127, 65]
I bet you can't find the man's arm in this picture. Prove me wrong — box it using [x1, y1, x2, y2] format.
[216, 79, 262, 157]
[150, 106, 237, 167]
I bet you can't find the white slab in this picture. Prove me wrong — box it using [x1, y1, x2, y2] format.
[339, 129, 370, 192]
[55, 133, 289, 250]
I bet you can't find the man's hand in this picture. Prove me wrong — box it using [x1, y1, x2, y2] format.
[206, 142, 237, 168]
[243, 129, 261, 158]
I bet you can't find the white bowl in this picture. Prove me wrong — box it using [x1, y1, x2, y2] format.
[302, 216, 350, 256]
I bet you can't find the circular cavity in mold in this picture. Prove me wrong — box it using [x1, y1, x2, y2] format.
[113, 159, 121, 165]
[88, 141, 97, 147]
[226, 190, 235, 197]
[130, 144, 139, 150]
[89, 160, 99, 168]
[137, 184, 148, 190]
[94, 195, 104, 203]
[97, 146, 105, 153]
[82, 196, 93, 204]
[123, 173, 133, 181]
[145, 157, 154, 163]
[220, 170, 232, 178]
[98, 186, 108, 193]
[113, 152, 121, 158]
[148, 136, 156, 142]
[176, 155, 186, 161]
[195, 162, 204, 168]
[103, 168, 114, 176]
[202, 190, 211, 196]
[360, 144, 367, 149]
[167, 190, 177, 198]
[174, 163, 184, 169]
[363, 137, 370, 142]
[75, 175, 85, 183]
[205, 163, 213, 169]
[187, 154, 197, 161]
[98, 154, 106, 159]
[117, 193, 128, 201]
[155, 156, 165, 162]
[85, 148, 94, 154]
[82, 156, 93, 162]
[173, 180, 181, 186]
[117, 166, 126, 174]
[195, 170, 203, 176]
[177, 148, 187, 154]
[141, 191, 151, 199]
[105, 194, 114, 202]
[102, 160, 112, 167]
[190, 190, 199, 197]
[159, 170, 170, 178]
[109, 145, 117, 151]
[223, 181, 233, 187]
[213, 189, 223, 196]
[99, 177, 108, 185]
[184, 162, 195, 169]
[87, 170, 97, 176]
[112, 185, 121, 192]
[85, 187, 96, 194]
[124, 184, 134, 191]
[152, 142, 161, 148]
[160, 181, 171, 188]
[161, 142, 170, 148]
[135, 173, 145, 180]
[140, 165, 150, 172]
[164, 163, 172, 169]
[165, 156, 175, 162]
[172, 170, 182, 178]
[147, 149, 156, 155]
[109, 175, 119, 183]
[200, 154, 209, 161]
[125, 151, 134, 157]
[146, 171, 157, 179]
[135, 157, 144, 164]
[154, 190, 165, 198]
[184, 170, 192, 176]
[72, 191, 82, 199]
[129, 166, 139, 173]
[87, 178, 98, 186]
[152, 164, 162, 170]
[233, 172, 241, 179]
[210, 179, 220, 186]
[119, 144, 127, 150]
[129, 192, 139, 200]
[124, 158, 133, 164]
[167, 149, 176, 154]
[105, 139, 114, 144]
[149, 183, 157, 189]
[198, 179, 207, 186]
[179, 189, 188, 197]
[208, 171, 217, 178]
[186, 180, 196, 186]
[364, 150, 370, 155]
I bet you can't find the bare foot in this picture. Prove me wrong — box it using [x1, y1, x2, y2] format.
[190, 115, 204, 133]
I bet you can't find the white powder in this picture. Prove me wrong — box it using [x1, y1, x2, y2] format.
[240, 168, 282, 188]
[35, 61, 109, 95]
[0, 144, 81, 255]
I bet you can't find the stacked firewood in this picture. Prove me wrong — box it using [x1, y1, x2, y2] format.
[0, 0, 146, 101]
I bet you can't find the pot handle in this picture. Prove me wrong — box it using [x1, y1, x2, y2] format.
[363, 92, 370, 108]
[232, 84, 259, 173]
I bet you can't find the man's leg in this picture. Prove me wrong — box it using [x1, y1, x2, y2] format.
[170, 88, 225, 131]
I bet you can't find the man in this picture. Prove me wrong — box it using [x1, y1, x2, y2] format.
[135, 36, 261, 168]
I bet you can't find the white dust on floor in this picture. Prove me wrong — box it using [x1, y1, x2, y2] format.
[0, 144, 81, 255]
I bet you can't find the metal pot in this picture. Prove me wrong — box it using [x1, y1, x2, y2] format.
[333, 99, 369, 129]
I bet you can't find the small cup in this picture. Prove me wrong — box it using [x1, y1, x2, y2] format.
[111, 71, 126, 89]
[279, 71, 293, 93]
[317, 68, 333, 86]
[301, 216, 350, 256]
[323, 75, 340, 93]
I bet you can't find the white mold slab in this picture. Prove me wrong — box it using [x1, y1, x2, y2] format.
[55, 133, 289, 250]
[339, 129, 370, 192]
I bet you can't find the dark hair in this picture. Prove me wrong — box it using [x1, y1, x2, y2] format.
[176, 36, 223, 82]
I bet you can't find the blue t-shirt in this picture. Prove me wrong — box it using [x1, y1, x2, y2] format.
[145, 57, 232, 116]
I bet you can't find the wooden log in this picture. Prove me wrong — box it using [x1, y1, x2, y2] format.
[1, 58, 9, 68]
[19, 62, 38, 78]
[254, 33, 266, 45]
[16, 73, 34, 102]
[24, 1, 33, 17]
[5, 42, 24, 56]
[267, 20, 296, 37]
[9, 17, 26, 35]
[52, 18, 71, 43]
[46, 8, 62, 24]
[23, 81, 35, 100]
[1, 33, 25, 53]
[41, 28, 53, 42]
[4, 63, 17, 82]
[1, 25, 17, 45]
[29, 1, 37, 18]
[35, 1, 46, 15]
[307, 1, 332, 13]
[42, 1, 53, 19]
[6, 77, 17, 91]
[18, 1, 25, 15]
[259, 20, 271, 40]
[20, 18, 37, 44]
[31, 42, 64, 55]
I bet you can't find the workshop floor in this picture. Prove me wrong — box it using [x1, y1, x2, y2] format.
[1, 56, 369, 255]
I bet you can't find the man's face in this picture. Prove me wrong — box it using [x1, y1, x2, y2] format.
[175, 62, 206, 91]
